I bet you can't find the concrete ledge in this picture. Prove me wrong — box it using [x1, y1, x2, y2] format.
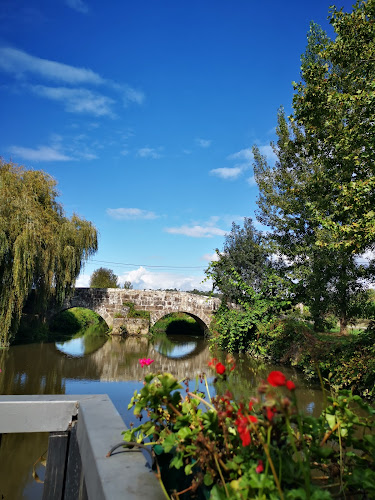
[0, 395, 165, 500]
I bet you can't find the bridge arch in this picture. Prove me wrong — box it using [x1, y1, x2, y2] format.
[51, 305, 111, 329]
[150, 310, 210, 332]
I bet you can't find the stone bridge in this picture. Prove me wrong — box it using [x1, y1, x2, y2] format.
[51, 288, 221, 334]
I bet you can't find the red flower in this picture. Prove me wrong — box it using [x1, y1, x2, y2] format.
[208, 358, 218, 367]
[235, 416, 251, 446]
[256, 460, 264, 474]
[267, 371, 286, 387]
[266, 406, 276, 422]
[215, 362, 226, 375]
[286, 380, 296, 391]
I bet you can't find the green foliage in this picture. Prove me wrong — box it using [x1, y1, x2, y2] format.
[123, 301, 150, 320]
[123, 280, 133, 289]
[246, 317, 375, 398]
[89, 267, 118, 288]
[292, 1, 375, 252]
[0, 160, 98, 346]
[125, 361, 375, 499]
[208, 267, 292, 353]
[253, 0, 375, 333]
[205, 218, 275, 303]
[49, 307, 106, 334]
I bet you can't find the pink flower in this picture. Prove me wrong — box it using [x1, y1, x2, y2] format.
[256, 460, 264, 474]
[267, 371, 286, 387]
[139, 358, 154, 367]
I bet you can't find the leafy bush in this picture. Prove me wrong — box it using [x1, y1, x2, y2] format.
[49, 307, 106, 334]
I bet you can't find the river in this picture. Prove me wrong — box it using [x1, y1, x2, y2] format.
[0, 331, 323, 500]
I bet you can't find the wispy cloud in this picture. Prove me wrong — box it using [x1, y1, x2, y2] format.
[196, 138, 212, 148]
[9, 132, 99, 162]
[0, 46, 144, 114]
[137, 147, 162, 159]
[228, 148, 253, 162]
[211, 144, 276, 182]
[65, 0, 89, 14]
[247, 175, 257, 186]
[8, 145, 73, 162]
[165, 225, 226, 238]
[31, 85, 115, 116]
[258, 144, 277, 163]
[107, 208, 159, 220]
[0, 47, 103, 85]
[210, 167, 242, 180]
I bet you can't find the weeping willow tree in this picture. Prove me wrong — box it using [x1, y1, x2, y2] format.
[0, 160, 98, 346]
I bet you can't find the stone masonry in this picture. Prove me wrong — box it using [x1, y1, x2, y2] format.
[50, 289, 221, 334]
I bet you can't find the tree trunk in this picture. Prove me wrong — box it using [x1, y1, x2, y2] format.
[340, 314, 348, 335]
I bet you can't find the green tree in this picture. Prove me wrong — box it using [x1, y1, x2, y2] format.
[206, 218, 269, 302]
[89, 267, 119, 288]
[0, 160, 98, 346]
[123, 280, 133, 289]
[253, 1, 375, 333]
[292, 1, 375, 252]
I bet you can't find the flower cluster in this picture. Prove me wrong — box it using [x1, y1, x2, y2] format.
[138, 358, 154, 367]
[125, 354, 375, 499]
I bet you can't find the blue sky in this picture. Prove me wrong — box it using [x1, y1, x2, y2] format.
[0, 0, 354, 290]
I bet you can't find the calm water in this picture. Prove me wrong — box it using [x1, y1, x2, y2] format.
[0, 332, 323, 500]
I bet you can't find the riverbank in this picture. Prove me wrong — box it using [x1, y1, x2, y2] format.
[209, 316, 375, 400]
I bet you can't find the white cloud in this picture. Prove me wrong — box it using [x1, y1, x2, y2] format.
[196, 138, 212, 148]
[31, 85, 115, 117]
[165, 225, 226, 238]
[8, 145, 73, 162]
[107, 208, 159, 220]
[0, 46, 144, 111]
[0, 47, 103, 85]
[247, 175, 257, 186]
[9, 132, 100, 162]
[201, 252, 221, 262]
[228, 148, 253, 162]
[121, 85, 145, 106]
[65, 0, 89, 13]
[210, 167, 242, 180]
[75, 273, 91, 287]
[258, 144, 277, 164]
[117, 266, 212, 291]
[137, 147, 162, 159]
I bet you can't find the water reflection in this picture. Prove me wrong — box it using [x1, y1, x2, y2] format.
[56, 329, 108, 357]
[154, 334, 201, 358]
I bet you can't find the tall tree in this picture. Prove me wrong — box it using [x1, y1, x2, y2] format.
[89, 267, 119, 288]
[0, 160, 98, 346]
[253, 0, 375, 333]
[205, 218, 276, 303]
